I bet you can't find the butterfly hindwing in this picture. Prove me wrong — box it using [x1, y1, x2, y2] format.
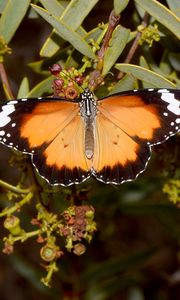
[93, 112, 151, 184]
[32, 114, 91, 185]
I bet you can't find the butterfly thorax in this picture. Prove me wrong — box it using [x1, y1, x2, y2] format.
[79, 89, 97, 160]
[79, 88, 97, 118]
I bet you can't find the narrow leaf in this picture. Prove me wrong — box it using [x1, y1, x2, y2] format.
[103, 25, 130, 75]
[114, 0, 129, 15]
[60, 0, 99, 30]
[166, 0, 180, 18]
[40, 0, 98, 57]
[134, 0, 180, 39]
[0, 0, 7, 13]
[85, 25, 108, 43]
[27, 76, 53, 97]
[32, 4, 95, 59]
[0, 0, 30, 43]
[109, 74, 135, 94]
[39, 0, 64, 17]
[17, 77, 29, 98]
[115, 64, 176, 88]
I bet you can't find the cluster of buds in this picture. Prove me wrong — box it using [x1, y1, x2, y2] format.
[59, 205, 96, 255]
[49, 64, 86, 100]
[138, 24, 160, 47]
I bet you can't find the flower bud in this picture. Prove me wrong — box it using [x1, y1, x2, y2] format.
[40, 244, 57, 262]
[49, 64, 62, 76]
[73, 243, 86, 256]
[4, 215, 22, 236]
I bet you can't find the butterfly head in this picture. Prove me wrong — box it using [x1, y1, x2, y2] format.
[79, 88, 97, 118]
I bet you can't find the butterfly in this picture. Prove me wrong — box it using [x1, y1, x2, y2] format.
[0, 88, 179, 186]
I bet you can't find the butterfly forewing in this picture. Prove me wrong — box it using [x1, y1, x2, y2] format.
[0, 97, 91, 185]
[97, 89, 180, 145]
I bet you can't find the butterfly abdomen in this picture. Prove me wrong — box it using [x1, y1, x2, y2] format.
[85, 118, 94, 159]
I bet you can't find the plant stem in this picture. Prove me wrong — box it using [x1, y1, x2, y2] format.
[0, 192, 33, 217]
[117, 12, 149, 79]
[0, 62, 14, 99]
[0, 179, 31, 194]
[97, 10, 120, 63]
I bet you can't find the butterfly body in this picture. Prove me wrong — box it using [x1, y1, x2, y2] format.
[0, 88, 179, 186]
[79, 88, 97, 160]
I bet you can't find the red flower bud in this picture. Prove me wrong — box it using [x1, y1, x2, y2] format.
[49, 64, 62, 76]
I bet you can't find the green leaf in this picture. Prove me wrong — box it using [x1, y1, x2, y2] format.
[27, 76, 54, 97]
[139, 57, 152, 88]
[134, 0, 180, 39]
[169, 53, 180, 71]
[114, 0, 129, 15]
[109, 74, 135, 94]
[115, 64, 176, 88]
[39, 0, 64, 17]
[60, 0, 99, 30]
[166, 0, 180, 18]
[40, 0, 98, 57]
[17, 77, 30, 98]
[0, 0, 7, 13]
[31, 4, 95, 59]
[102, 25, 130, 75]
[39, 0, 65, 56]
[40, 33, 64, 57]
[139, 56, 149, 70]
[85, 24, 108, 43]
[0, 0, 30, 43]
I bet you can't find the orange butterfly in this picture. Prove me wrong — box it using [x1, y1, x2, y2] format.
[0, 88, 179, 186]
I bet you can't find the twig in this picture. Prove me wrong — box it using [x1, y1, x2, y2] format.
[97, 10, 120, 63]
[117, 12, 149, 79]
[0, 192, 33, 217]
[0, 62, 14, 99]
[89, 10, 120, 90]
[0, 179, 31, 194]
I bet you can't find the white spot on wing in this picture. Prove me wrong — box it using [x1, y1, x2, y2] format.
[11, 123, 16, 127]
[0, 130, 5, 136]
[0, 104, 15, 127]
[158, 89, 169, 93]
[175, 118, 180, 124]
[9, 100, 18, 104]
[2, 104, 15, 114]
[161, 92, 180, 115]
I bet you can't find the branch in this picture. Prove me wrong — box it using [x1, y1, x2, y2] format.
[0, 179, 31, 194]
[117, 12, 149, 79]
[0, 62, 14, 99]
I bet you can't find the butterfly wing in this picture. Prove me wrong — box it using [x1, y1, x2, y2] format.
[0, 98, 90, 185]
[93, 89, 180, 184]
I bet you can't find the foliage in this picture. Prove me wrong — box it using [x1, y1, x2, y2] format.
[0, 0, 179, 299]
